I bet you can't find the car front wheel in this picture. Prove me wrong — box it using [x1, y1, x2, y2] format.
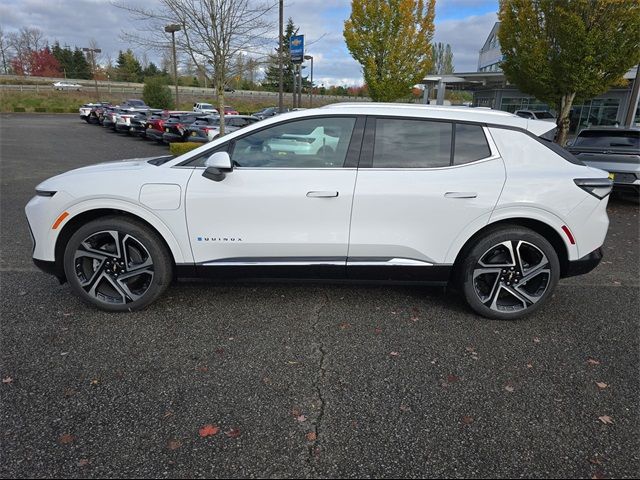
[63, 216, 173, 312]
[460, 226, 560, 320]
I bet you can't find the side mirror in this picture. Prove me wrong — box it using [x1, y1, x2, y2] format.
[203, 151, 233, 182]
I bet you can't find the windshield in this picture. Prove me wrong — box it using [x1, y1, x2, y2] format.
[535, 112, 555, 119]
[200, 104, 214, 109]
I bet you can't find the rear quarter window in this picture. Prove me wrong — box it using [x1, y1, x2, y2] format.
[453, 124, 491, 165]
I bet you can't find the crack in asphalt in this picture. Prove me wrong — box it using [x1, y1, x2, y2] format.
[306, 290, 329, 472]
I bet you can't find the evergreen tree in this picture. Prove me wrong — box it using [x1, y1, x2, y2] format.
[143, 61, 160, 78]
[72, 47, 91, 79]
[116, 49, 143, 82]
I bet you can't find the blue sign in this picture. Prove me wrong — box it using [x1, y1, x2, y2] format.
[290, 35, 304, 63]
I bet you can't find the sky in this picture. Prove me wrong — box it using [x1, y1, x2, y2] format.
[0, 0, 499, 86]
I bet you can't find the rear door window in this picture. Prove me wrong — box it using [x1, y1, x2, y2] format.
[372, 118, 452, 168]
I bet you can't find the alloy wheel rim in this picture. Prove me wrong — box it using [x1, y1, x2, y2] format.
[73, 230, 154, 304]
[472, 240, 551, 313]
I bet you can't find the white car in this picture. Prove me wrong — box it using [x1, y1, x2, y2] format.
[193, 102, 219, 115]
[53, 81, 82, 91]
[25, 104, 612, 319]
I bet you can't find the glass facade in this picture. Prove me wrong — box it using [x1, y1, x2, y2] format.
[499, 96, 550, 113]
[569, 98, 621, 133]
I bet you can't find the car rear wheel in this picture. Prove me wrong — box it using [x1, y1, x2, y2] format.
[460, 226, 560, 320]
[63, 216, 173, 312]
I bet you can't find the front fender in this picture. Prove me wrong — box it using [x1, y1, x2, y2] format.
[42, 198, 191, 265]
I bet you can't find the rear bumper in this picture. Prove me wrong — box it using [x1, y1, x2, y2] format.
[563, 248, 603, 278]
[163, 132, 184, 143]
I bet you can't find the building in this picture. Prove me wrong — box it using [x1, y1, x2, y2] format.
[422, 22, 640, 134]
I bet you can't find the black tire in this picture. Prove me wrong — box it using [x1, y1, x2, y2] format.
[459, 226, 560, 320]
[63, 216, 173, 312]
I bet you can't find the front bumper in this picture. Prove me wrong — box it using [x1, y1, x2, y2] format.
[563, 248, 603, 278]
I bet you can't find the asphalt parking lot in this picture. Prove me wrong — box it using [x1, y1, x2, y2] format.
[1, 114, 639, 478]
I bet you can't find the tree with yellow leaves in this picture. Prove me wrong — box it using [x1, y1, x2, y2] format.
[344, 0, 435, 102]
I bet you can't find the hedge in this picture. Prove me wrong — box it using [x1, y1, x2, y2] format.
[169, 142, 203, 156]
[13, 107, 25, 112]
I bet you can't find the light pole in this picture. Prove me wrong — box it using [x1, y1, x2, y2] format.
[82, 47, 101, 101]
[304, 55, 313, 108]
[165, 24, 181, 108]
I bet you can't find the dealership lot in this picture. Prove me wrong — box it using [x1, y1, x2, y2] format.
[1, 114, 638, 477]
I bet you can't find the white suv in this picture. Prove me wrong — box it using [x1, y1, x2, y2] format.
[25, 104, 612, 319]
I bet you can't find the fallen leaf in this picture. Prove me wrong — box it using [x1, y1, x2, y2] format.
[587, 358, 601, 366]
[225, 428, 241, 438]
[167, 439, 182, 450]
[592, 470, 606, 479]
[598, 415, 613, 425]
[461, 415, 474, 425]
[390, 351, 400, 357]
[374, 327, 382, 335]
[339, 322, 350, 330]
[595, 382, 608, 390]
[533, 337, 541, 343]
[447, 374, 459, 383]
[77, 459, 91, 467]
[199, 424, 220, 437]
[59, 433, 75, 445]
[90, 379, 99, 386]
[526, 363, 533, 369]
[215, 348, 224, 355]
[64, 388, 76, 397]
[589, 456, 603, 465]
[399, 404, 411, 412]
[306, 431, 317, 442]
[197, 365, 209, 373]
[163, 410, 174, 418]
[465, 346, 476, 353]
[296, 415, 307, 423]
[505, 385, 515, 393]
[2, 376, 13, 384]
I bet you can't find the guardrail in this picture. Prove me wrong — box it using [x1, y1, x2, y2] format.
[0, 74, 370, 102]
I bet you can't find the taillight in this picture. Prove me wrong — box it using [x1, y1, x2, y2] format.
[574, 178, 613, 199]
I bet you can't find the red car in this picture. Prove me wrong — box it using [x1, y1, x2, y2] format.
[223, 106, 239, 115]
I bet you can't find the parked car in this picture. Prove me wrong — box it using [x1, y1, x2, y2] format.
[101, 108, 122, 130]
[515, 110, 556, 122]
[161, 113, 200, 143]
[25, 103, 612, 319]
[79, 103, 98, 122]
[54, 81, 82, 91]
[117, 99, 149, 111]
[144, 111, 181, 142]
[193, 102, 219, 115]
[186, 115, 259, 143]
[566, 127, 639, 198]
[129, 110, 162, 137]
[253, 106, 283, 120]
[223, 106, 239, 115]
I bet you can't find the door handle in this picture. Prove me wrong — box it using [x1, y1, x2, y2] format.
[444, 192, 477, 199]
[307, 191, 339, 198]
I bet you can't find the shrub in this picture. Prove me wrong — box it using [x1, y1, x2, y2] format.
[143, 76, 174, 109]
[35, 107, 46, 112]
[170, 142, 202, 156]
[52, 108, 65, 113]
[13, 107, 26, 112]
